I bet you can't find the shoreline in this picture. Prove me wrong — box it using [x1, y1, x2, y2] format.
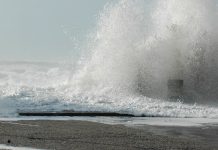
[0, 120, 218, 150]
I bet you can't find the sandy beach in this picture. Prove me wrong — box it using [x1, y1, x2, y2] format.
[0, 120, 217, 150]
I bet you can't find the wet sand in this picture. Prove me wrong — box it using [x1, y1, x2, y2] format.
[0, 120, 217, 150]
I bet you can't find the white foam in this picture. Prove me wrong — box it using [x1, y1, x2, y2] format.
[0, 144, 45, 150]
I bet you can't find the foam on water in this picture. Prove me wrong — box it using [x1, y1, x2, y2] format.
[1, 0, 218, 118]
[0, 144, 45, 150]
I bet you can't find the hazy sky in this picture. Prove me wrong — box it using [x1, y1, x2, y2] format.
[0, 0, 111, 62]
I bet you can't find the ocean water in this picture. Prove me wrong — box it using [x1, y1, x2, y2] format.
[1, 0, 218, 118]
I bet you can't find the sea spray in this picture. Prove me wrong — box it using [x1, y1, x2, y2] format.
[67, 0, 218, 101]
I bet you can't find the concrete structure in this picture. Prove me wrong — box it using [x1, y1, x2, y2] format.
[167, 79, 183, 99]
[18, 111, 134, 117]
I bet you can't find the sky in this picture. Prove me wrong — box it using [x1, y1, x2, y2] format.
[0, 0, 111, 62]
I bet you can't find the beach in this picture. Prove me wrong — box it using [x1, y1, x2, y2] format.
[0, 120, 217, 150]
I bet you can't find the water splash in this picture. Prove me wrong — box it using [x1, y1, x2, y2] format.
[69, 0, 218, 100]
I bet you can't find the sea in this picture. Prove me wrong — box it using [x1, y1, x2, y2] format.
[1, 0, 218, 122]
